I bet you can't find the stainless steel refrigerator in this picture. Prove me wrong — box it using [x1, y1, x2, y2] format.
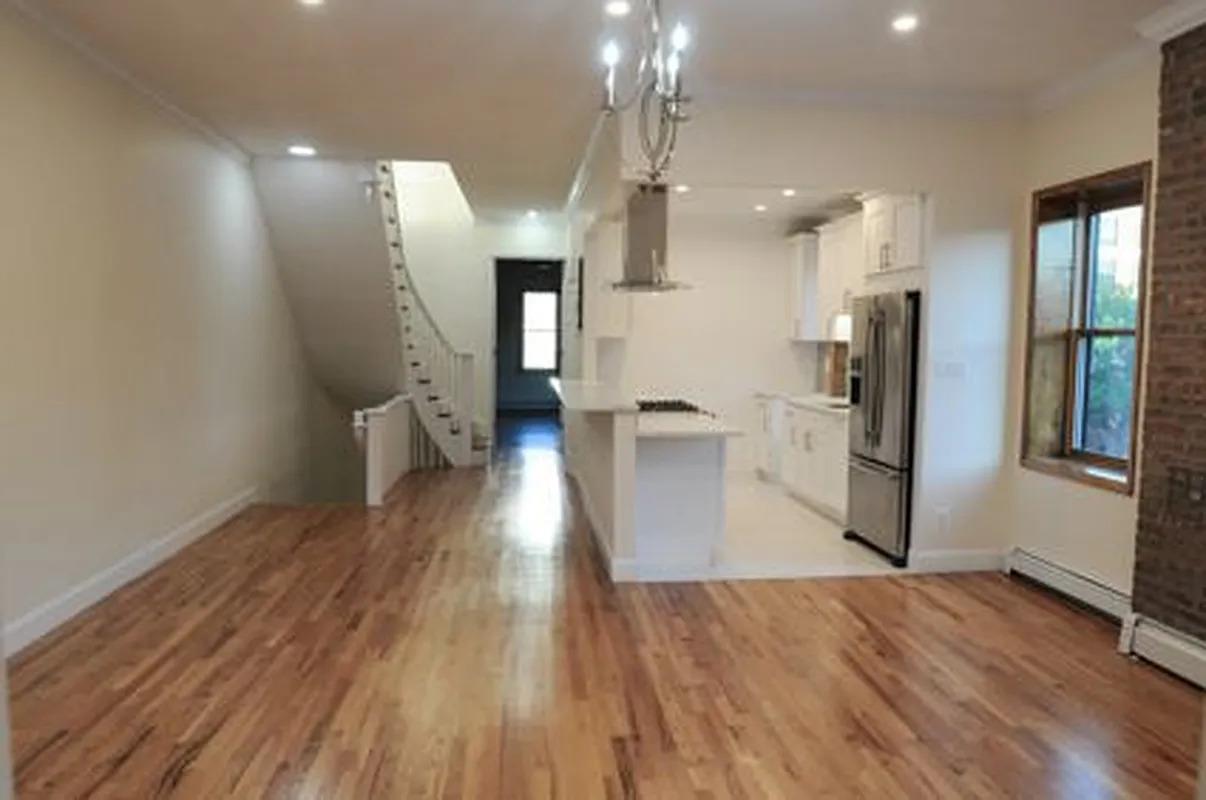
[844, 290, 921, 567]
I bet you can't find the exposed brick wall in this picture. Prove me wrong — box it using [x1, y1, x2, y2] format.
[1134, 23, 1206, 640]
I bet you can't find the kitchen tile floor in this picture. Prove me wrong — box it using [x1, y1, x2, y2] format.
[717, 473, 892, 579]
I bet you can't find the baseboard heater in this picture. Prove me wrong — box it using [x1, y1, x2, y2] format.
[1005, 549, 1206, 688]
[1120, 615, 1206, 690]
[1005, 548, 1132, 621]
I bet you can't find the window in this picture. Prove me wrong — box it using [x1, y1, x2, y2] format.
[521, 291, 559, 372]
[1021, 163, 1151, 493]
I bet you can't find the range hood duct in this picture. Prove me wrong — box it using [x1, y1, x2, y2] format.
[613, 183, 689, 292]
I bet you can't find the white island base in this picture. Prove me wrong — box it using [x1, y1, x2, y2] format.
[554, 380, 738, 582]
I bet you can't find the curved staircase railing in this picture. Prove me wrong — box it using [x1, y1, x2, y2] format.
[374, 161, 489, 468]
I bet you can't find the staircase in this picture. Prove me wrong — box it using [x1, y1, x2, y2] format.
[374, 161, 490, 467]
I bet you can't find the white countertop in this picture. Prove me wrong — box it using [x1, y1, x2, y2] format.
[636, 412, 743, 439]
[786, 394, 852, 416]
[550, 378, 638, 413]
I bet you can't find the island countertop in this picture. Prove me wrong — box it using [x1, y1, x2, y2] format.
[636, 412, 742, 439]
[550, 378, 638, 413]
[552, 379, 741, 439]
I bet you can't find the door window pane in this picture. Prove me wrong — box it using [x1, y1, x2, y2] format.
[522, 331, 557, 371]
[523, 292, 558, 331]
[1079, 334, 1136, 459]
[521, 291, 558, 371]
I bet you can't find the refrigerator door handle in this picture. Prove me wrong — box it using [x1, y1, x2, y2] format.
[863, 314, 875, 446]
[875, 312, 887, 447]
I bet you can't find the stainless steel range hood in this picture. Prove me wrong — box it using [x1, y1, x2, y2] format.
[613, 183, 689, 292]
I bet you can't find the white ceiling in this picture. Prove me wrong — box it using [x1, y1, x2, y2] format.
[25, 0, 1167, 216]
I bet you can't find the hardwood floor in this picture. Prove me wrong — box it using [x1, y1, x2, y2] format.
[8, 417, 1201, 798]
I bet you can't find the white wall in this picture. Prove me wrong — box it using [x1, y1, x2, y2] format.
[565, 116, 625, 385]
[393, 161, 568, 428]
[0, 7, 335, 631]
[253, 158, 403, 408]
[1004, 50, 1161, 593]
[618, 99, 1022, 560]
[613, 216, 819, 472]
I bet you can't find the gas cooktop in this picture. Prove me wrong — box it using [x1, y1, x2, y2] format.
[637, 399, 701, 414]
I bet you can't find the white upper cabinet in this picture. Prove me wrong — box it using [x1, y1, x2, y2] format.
[862, 193, 925, 276]
[790, 212, 862, 342]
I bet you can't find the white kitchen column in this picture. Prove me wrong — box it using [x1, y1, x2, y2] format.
[1198, 699, 1206, 800]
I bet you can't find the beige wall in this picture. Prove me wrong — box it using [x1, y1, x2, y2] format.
[1005, 50, 1161, 593]
[0, 7, 335, 629]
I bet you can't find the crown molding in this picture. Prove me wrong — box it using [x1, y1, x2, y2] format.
[1137, 0, 1206, 44]
[6, 0, 249, 163]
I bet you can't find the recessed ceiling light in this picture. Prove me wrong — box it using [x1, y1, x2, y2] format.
[674, 184, 691, 194]
[782, 188, 797, 198]
[287, 144, 317, 157]
[754, 204, 768, 213]
[298, 0, 324, 6]
[526, 209, 540, 218]
[892, 13, 919, 33]
[604, 0, 631, 17]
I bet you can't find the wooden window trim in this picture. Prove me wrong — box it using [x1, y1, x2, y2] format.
[1019, 162, 1152, 496]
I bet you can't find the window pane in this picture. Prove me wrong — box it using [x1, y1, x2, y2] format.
[523, 292, 558, 332]
[1088, 206, 1143, 329]
[1034, 218, 1077, 335]
[1026, 337, 1071, 458]
[1024, 217, 1077, 459]
[523, 331, 557, 371]
[1079, 334, 1136, 460]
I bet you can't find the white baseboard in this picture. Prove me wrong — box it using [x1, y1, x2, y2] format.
[609, 550, 1007, 584]
[1123, 616, 1206, 689]
[1005, 548, 1132, 620]
[909, 548, 1006, 574]
[610, 560, 713, 583]
[4, 487, 258, 656]
[564, 467, 613, 566]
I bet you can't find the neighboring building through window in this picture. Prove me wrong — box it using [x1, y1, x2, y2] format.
[1021, 163, 1151, 493]
[521, 291, 559, 372]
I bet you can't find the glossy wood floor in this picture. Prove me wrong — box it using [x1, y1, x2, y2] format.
[8, 417, 1201, 798]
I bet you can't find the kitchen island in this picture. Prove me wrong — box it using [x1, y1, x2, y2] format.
[552, 379, 741, 581]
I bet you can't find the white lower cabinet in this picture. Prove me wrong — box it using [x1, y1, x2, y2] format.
[753, 395, 784, 480]
[784, 403, 848, 524]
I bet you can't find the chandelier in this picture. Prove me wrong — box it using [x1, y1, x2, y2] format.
[600, 0, 691, 181]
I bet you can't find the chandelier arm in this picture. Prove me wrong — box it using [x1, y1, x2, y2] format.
[637, 82, 667, 176]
